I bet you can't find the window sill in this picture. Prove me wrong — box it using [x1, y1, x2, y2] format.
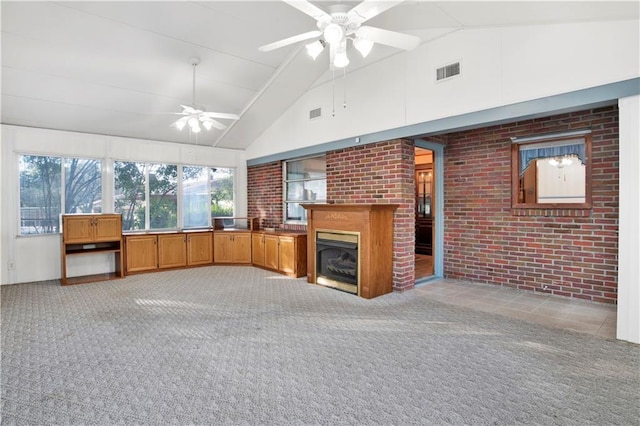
[511, 207, 592, 217]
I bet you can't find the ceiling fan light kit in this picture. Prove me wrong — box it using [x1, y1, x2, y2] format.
[353, 36, 373, 58]
[333, 42, 350, 68]
[173, 56, 239, 135]
[305, 40, 325, 60]
[259, 0, 420, 70]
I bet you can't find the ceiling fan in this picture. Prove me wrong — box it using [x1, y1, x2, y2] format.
[258, 0, 421, 69]
[173, 57, 239, 134]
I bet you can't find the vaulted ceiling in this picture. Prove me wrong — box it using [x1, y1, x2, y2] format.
[2, 1, 637, 150]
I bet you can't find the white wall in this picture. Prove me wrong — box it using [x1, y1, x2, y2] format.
[1, 125, 247, 284]
[246, 20, 639, 159]
[617, 95, 640, 344]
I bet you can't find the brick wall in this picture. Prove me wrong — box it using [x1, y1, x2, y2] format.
[247, 161, 282, 229]
[247, 106, 619, 302]
[327, 139, 416, 291]
[443, 106, 619, 303]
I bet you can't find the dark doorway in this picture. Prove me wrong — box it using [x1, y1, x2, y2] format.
[415, 147, 434, 279]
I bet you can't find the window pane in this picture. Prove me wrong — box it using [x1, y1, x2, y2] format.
[114, 161, 145, 231]
[211, 168, 234, 217]
[286, 157, 326, 180]
[19, 155, 61, 235]
[287, 181, 304, 201]
[286, 202, 307, 222]
[64, 158, 102, 213]
[183, 166, 210, 228]
[149, 164, 178, 229]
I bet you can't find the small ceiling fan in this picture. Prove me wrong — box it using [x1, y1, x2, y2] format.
[173, 57, 239, 134]
[259, 0, 420, 69]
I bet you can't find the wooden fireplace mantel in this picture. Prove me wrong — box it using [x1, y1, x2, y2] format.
[302, 203, 398, 299]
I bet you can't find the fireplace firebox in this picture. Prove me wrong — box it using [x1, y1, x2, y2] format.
[316, 231, 359, 294]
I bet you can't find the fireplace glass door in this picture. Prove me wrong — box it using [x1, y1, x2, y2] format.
[316, 231, 359, 294]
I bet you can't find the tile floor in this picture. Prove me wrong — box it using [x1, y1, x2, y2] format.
[415, 278, 617, 339]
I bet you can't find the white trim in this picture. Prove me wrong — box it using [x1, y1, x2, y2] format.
[617, 95, 640, 344]
[510, 129, 591, 144]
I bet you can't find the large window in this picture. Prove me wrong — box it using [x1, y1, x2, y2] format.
[115, 162, 234, 231]
[183, 166, 234, 228]
[511, 131, 591, 209]
[284, 155, 326, 223]
[18, 155, 233, 234]
[19, 155, 102, 235]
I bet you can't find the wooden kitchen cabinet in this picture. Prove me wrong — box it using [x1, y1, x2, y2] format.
[60, 214, 123, 285]
[264, 234, 280, 271]
[251, 233, 266, 267]
[158, 234, 187, 269]
[187, 232, 213, 266]
[251, 232, 307, 278]
[214, 232, 252, 264]
[125, 234, 158, 273]
[278, 235, 306, 277]
[125, 231, 213, 274]
[63, 213, 122, 244]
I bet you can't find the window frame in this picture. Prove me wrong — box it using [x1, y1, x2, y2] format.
[511, 132, 592, 210]
[283, 154, 327, 224]
[18, 154, 103, 236]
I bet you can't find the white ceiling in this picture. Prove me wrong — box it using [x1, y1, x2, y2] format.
[2, 1, 637, 150]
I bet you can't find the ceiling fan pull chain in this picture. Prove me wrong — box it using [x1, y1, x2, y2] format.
[332, 68, 336, 117]
[192, 62, 197, 106]
[343, 67, 347, 109]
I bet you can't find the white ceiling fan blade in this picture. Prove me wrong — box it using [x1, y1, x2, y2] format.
[357, 26, 420, 50]
[258, 30, 322, 52]
[180, 104, 198, 114]
[202, 118, 227, 130]
[201, 112, 240, 120]
[282, 0, 330, 21]
[348, 0, 406, 24]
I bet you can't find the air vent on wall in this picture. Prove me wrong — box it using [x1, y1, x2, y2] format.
[436, 62, 460, 81]
[309, 107, 322, 120]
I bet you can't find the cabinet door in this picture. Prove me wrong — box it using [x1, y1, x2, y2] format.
[231, 233, 252, 264]
[187, 232, 213, 266]
[126, 235, 158, 273]
[278, 236, 296, 275]
[158, 234, 187, 269]
[93, 215, 122, 242]
[213, 233, 232, 263]
[252, 233, 265, 267]
[264, 235, 279, 270]
[280, 235, 307, 277]
[63, 216, 94, 244]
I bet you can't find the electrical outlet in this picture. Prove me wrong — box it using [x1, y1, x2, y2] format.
[8, 261, 15, 270]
